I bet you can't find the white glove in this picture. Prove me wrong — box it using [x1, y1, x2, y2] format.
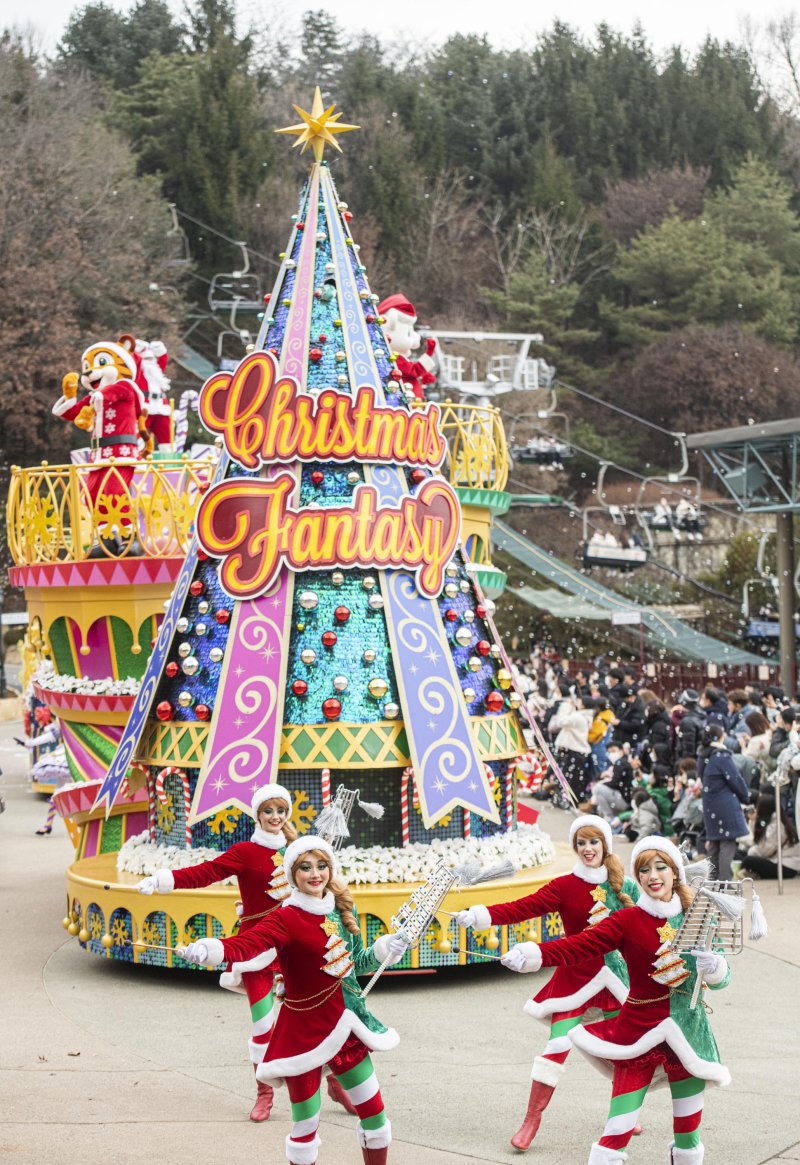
[385, 933, 409, 965]
[180, 938, 225, 965]
[456, 907, 482, 928]
[500, 942, 542, 973]
[691, 948, 727, 982]
[136, 875, 158, 895]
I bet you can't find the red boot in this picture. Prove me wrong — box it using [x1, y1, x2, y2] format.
[510, 1080, 556, 1150]
[249, 1064, 274, 1122]
[326, 1072, 358, 1115]
[361, 1149, 388, 1164]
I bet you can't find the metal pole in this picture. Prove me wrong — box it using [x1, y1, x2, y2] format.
[774, 769, 785, 896]
[775, 509, 796, 697]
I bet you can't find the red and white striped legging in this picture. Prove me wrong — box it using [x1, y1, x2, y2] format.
[598, 1045, 705, 1152]
[284, 1034, 390, 1164]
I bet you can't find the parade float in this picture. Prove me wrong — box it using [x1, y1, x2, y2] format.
[9, 92, 568, 970]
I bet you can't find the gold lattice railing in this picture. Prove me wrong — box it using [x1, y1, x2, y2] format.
[7, 457, 216, 565]
[437, 402, 509, 493]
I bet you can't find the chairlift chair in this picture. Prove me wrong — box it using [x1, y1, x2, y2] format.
[581, 505, 648, 571]
[208, 240, 263, 312]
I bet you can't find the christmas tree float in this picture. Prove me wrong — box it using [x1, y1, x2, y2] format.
[65, 90, 556, 970]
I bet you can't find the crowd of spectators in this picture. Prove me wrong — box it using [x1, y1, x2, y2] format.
[513, 651, 800, 882]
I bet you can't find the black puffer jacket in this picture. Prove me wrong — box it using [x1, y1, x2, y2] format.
[675, 707, 707, 759]
[644, 706, 673, 766]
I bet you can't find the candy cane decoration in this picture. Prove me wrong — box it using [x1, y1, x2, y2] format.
[147, 773, 156, 841]
[505, 761, 515, 830]
[174, 389, 199, 451]
[463, 809, 471, 839]
[156, 766, 192, 847]
[321, 767, 331, 808]
[400, 766, 413, 847]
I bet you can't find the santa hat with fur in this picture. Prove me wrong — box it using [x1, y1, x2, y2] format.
[283, 836, 339, 889]
[630, 835, 688, 882]
[82, 340, 137, 378]
[569, 813, 613, 853]
[250, 783, 292, 821]
[378, 293, 416, 319]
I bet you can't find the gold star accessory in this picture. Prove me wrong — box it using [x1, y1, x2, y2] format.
[590, 886, 608, 904]
[321, 916, 340, 937]
[276, 86, 359, 162]
[273, 853, 283, 866]
[657, 921, 677, 943]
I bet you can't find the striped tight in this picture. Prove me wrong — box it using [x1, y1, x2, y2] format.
[285, 1036, 389, 1164]
[242, 968, 276, 1063]
[541, 1006, 620, 1068]
[598, 1048, 704, 1152]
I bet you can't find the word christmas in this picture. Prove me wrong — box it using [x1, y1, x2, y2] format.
[197, 475, 461, 599]
[199, 351, 446, 470]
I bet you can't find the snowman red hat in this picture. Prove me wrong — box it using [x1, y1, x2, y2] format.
[378, 293, 416, 319]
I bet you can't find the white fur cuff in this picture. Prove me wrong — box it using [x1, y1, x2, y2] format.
[588, 1143, 627, 1164]
[357, 1119, 392, 1149]
[155, 869, 174, 893]
[285, 1134, 321, 1164]
[531, 1056, 566, 1087]
[471, 904, 493, 930]
[671, 1145, 704, 1164]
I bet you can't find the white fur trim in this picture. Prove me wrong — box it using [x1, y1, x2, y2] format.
[570, 814, 613, 852]
[251, 826, 286, 850]
[257, 1009, 399, 1084]
[631, 835, 687, 882]
[471, 904, 493, 930]
[636, 892, 682, 919]
[588, 1144, 627, 1164]
[154, 869, 174, 893]
[218, 971, 247, 994]
[222, 947, 278, 990]
[283, 888, 335, 915]
[524, 964, 629, 1023]
[671, 1144, 704, 1164]
[251, 783, 293, 820]
[570, 1017, 731, 1088]
[285, 1134, 321, 1165]
[530, 1055, 566, 1087]
[52, 395, 77, 417]
[357, 1119, 392, 1149]
[82, 340, 137, 377]
[571, 860, 609, 884]
[283, 837, 339, 889]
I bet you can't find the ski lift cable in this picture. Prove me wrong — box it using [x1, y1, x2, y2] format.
[172, 205, 280, 269]
[554, 379, 684, 441]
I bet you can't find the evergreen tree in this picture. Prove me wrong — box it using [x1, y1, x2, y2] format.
[57, 0, 183, 89]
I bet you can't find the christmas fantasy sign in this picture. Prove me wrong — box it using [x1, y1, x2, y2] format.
[196, 351, 461, 599]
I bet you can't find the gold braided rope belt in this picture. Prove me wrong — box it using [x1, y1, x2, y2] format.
[282, 980, 343, 1012]
[626, 993, 671, 1006]
[239, 903, 281, 925]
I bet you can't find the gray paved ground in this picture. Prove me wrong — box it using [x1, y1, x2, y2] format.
[2, 717, 799, 1164]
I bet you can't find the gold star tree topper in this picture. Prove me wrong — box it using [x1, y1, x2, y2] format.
[276, 87, 359, 162]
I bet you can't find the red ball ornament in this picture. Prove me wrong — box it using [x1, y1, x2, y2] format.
[292, 679, 308, 696]
[314, 288, 322, 299]
[311, 469, 324, 485]
[343, 211, 353, 222]
[296, 221, 305, 230]
[334, 605, 350, 623]
[263, 293, 272, 304]
[322, 697, 342, 719]
[318, 333, 327, 343]
[410, 468, 426, 485]
[366, 314, 375, 323]
[485, 691, 505, 712]
[477, 640, 491, 656]
[390, 369, 402, 381]
[445, 608, 458, 622]
[156, 700, 173, 721]
[322, 630, 338, 648]
[195, 704, 211, 721]
[476, 604, 487, 620]
[190, 580, 204, 596]
[269, 347, 279, 357]
[309, 347, 323, 363]
[216, 609, 231, 625]
[197, 548, 209, 561]
[165, 662, 179, 678]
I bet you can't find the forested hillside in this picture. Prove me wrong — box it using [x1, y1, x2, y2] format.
[4, 0, 800, 472]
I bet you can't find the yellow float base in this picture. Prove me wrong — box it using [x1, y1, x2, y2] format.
[62, 844, 575, 970]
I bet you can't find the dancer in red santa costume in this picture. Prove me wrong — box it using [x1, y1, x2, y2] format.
[458, 814, 639, 1151]
[180, 835, 406, 1165]
[52, 339, 150, 554]
[497, 836, 732, 1165]
[137, 784, 298, 1121]
[120, 333, 174, 450]
[378, 293, 437, 401]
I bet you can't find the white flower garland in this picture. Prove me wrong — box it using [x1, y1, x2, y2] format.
[33, 660, 141, 697]
[117, 824, 555, 885]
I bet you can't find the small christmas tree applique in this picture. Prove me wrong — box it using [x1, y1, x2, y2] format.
[321, 915, 354, 978]
[588, 885, 611, 926]
[268, 851, 290, 902]
[650, 920, 690, 989]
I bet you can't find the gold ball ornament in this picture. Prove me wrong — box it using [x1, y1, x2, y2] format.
[62, 916, 71, 930]
[363, 649, 376, 664]
[467, 656, 482, 673]
[68, 921, 80, 936]
[331, 570, 345, 586]
[368, 677, 388, 699]
[454, 626, 473, 647]
[445, 563, 459, 578]
[101, 934, 114, 949]
[463, 687, 476, 702]
[444, 582, 459, 599]
[362, 576, 376, 591]
[497, 668, 513, 690]
[509, 691, 522, 709]
[78, 928, 90, 943]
